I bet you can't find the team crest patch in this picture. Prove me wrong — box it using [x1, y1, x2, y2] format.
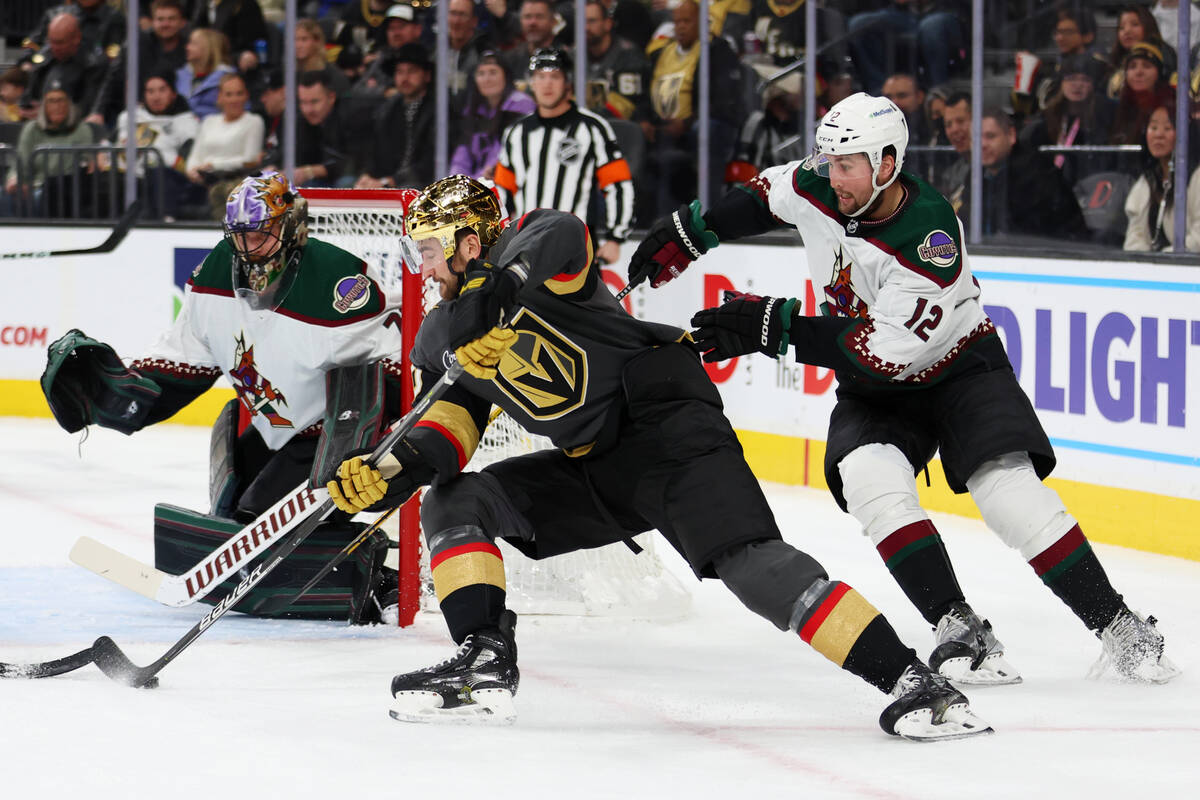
[917, 230, 958, 267]
[332, 275, 372, 313]
[557, 137, 581, 164]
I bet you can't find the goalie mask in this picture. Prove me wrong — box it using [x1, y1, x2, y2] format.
[811, 92, 908, 218]
[405, 174, 505, 263]
[224, 171, 309, 310]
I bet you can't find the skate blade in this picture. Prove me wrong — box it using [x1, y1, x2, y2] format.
[389, 689, 516, 725]
[894, 703, 995, 742]
[938, 652, 1023, 686]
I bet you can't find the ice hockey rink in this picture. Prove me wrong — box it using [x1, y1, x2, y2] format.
[1, 417, 1197, 799]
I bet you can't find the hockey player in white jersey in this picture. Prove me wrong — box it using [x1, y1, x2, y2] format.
[41, 172, 410, 621]
[629, 93, 1179, 686]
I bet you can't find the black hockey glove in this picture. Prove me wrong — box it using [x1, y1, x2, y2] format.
[627, 200, 719, 290]
[446, 260, 524, 350]
[327, 439, 436, 514]
[690, 291, 801, 362]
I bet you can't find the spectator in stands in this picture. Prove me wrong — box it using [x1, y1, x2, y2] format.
[1109, 41, 1175, 146]
[185, 72, 264, 218]
[1151, 1, 1200, 51]
[293, 71, 354, 188]
[751, 0, 848, 85]
[94, 0, 193, 129]
[23, 0, 125, 62]
[1, 69, 30, 123]
[336, 45, 367, 87]
[176, 27, 236, 119]
[444, 0, 490, 110]
[724, 72, 804, 188]
[1012, 5, 1108, 124]
[357, 4, 425, 95]
[643, 0, 742, 215]
[190, 0, 268, 66]
[934, 89, 970, 205]
[355, 43, 437, 189]
[111, 70, 201, 218]
[4, 84, 96, 216]
[449, 50, 535, 180]
[1020, 52, 1117, 187]
[963, 107, 1089, 241]
[846, 1, 964, 95]
[504, 0, 567, 88]
[21, 13, 106, 120]
[583, 0, 650, 122]
[335, 0, 395, 55]
[1124, 102, 1200, 251]
[881, 71, 936, 181]
[295, 18, 351, 97]
[1106, 6, 1172, 100]
[256, 69, 285, 170]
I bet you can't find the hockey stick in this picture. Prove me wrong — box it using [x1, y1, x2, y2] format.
[0, 646, 96, 680]
[71, 479, 330, 607]
[0, 199, 141, 260]
[89, 355, 472, 688]
[250, 504, 399, 616]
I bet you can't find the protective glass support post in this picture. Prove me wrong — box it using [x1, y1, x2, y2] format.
[804, 0, 816, 155]
[698, 0, 710, 208]
[968, 0, 983, 245]
[123, 0, 139, 213]
[1173, 2, 1191, 253]
[434, 0, 448, 179]
[284, 0, 297, 181]
[574, 0, 587, 109]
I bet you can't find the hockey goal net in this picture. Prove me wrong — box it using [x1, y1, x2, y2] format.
[301, 189, 691, 626]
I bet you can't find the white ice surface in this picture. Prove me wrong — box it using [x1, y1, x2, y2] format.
[1, 418, 1197, 799]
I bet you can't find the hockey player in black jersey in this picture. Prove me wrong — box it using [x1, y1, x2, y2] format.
[326, 174, 993, 740]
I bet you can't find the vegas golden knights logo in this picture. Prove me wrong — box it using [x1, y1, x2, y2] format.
[495, 309, 587, 419]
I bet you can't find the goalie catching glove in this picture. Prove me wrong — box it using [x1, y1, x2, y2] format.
[447, 260, 524, 350]
[626, 200, 719, 290]
[41, 328, 162, 434]
[690, 291, 801, 362]
[456, 326, 518, 380]
[327, 439, 435, 514]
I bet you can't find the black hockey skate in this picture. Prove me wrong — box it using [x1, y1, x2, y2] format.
[389, 610, 520, 724]
[1089, 607, 1180, 684]
[880, 661, 994, 741]
[929, 601, 1021, 685]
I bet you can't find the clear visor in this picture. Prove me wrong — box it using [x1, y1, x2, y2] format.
[809, 150, 874, 181]
[413, 234, 454, 270]
[397, 234, 423, 275]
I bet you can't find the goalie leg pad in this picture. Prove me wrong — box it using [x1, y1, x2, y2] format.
[310, 362, 387, 487]
[153, 503, 386, 620]
[209, 398, 240, 517]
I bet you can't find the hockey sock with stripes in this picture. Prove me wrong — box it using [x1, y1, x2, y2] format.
[793, 581, 917, 693]
[427, 527, 507, 644]
[1029, 524, 1124, 632]
[875, 520, 966, 625]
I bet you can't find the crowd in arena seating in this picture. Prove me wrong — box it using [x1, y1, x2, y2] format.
[2, 0, 1200, 255]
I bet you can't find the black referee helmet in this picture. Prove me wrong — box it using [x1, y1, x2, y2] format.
[529, 47, 572, 80]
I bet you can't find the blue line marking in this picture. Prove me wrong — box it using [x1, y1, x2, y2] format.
[974, 271, 1200, 293]
[1049, 437, 1200, 467]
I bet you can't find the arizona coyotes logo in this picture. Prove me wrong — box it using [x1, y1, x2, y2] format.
[824, 247, 869, 319]
[494, 310, 587, 419]
[230, 333, 293, 427]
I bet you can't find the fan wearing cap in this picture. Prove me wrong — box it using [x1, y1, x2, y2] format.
[356, 4, 425, 92]
[355, 42, 437, 189]
[493, 48, 633, 264]
[630, 91, 1180, 688]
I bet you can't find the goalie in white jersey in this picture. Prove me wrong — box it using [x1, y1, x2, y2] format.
[629, 93, 1179, 686]
[41, 172, 409, 622]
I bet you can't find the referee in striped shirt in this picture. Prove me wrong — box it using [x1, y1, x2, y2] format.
[494, 49, 635, 265]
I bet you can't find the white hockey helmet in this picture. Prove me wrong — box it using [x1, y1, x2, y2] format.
[812, 92, 909, 217]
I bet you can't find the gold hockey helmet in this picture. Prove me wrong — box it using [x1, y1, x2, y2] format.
[406, 175, 504, 261]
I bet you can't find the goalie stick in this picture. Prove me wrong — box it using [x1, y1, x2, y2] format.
[0, 200, 141, 260]
[89, 354, 473, 688]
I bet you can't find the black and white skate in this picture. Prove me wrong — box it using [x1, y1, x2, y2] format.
[929, 601, 1021, 686]
[1088, 608, 1180, 684]
[880, 662, 994, 742]
[389, 610, 519, 724]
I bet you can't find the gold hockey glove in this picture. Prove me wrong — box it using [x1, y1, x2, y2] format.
[455, 326, 518, 380]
